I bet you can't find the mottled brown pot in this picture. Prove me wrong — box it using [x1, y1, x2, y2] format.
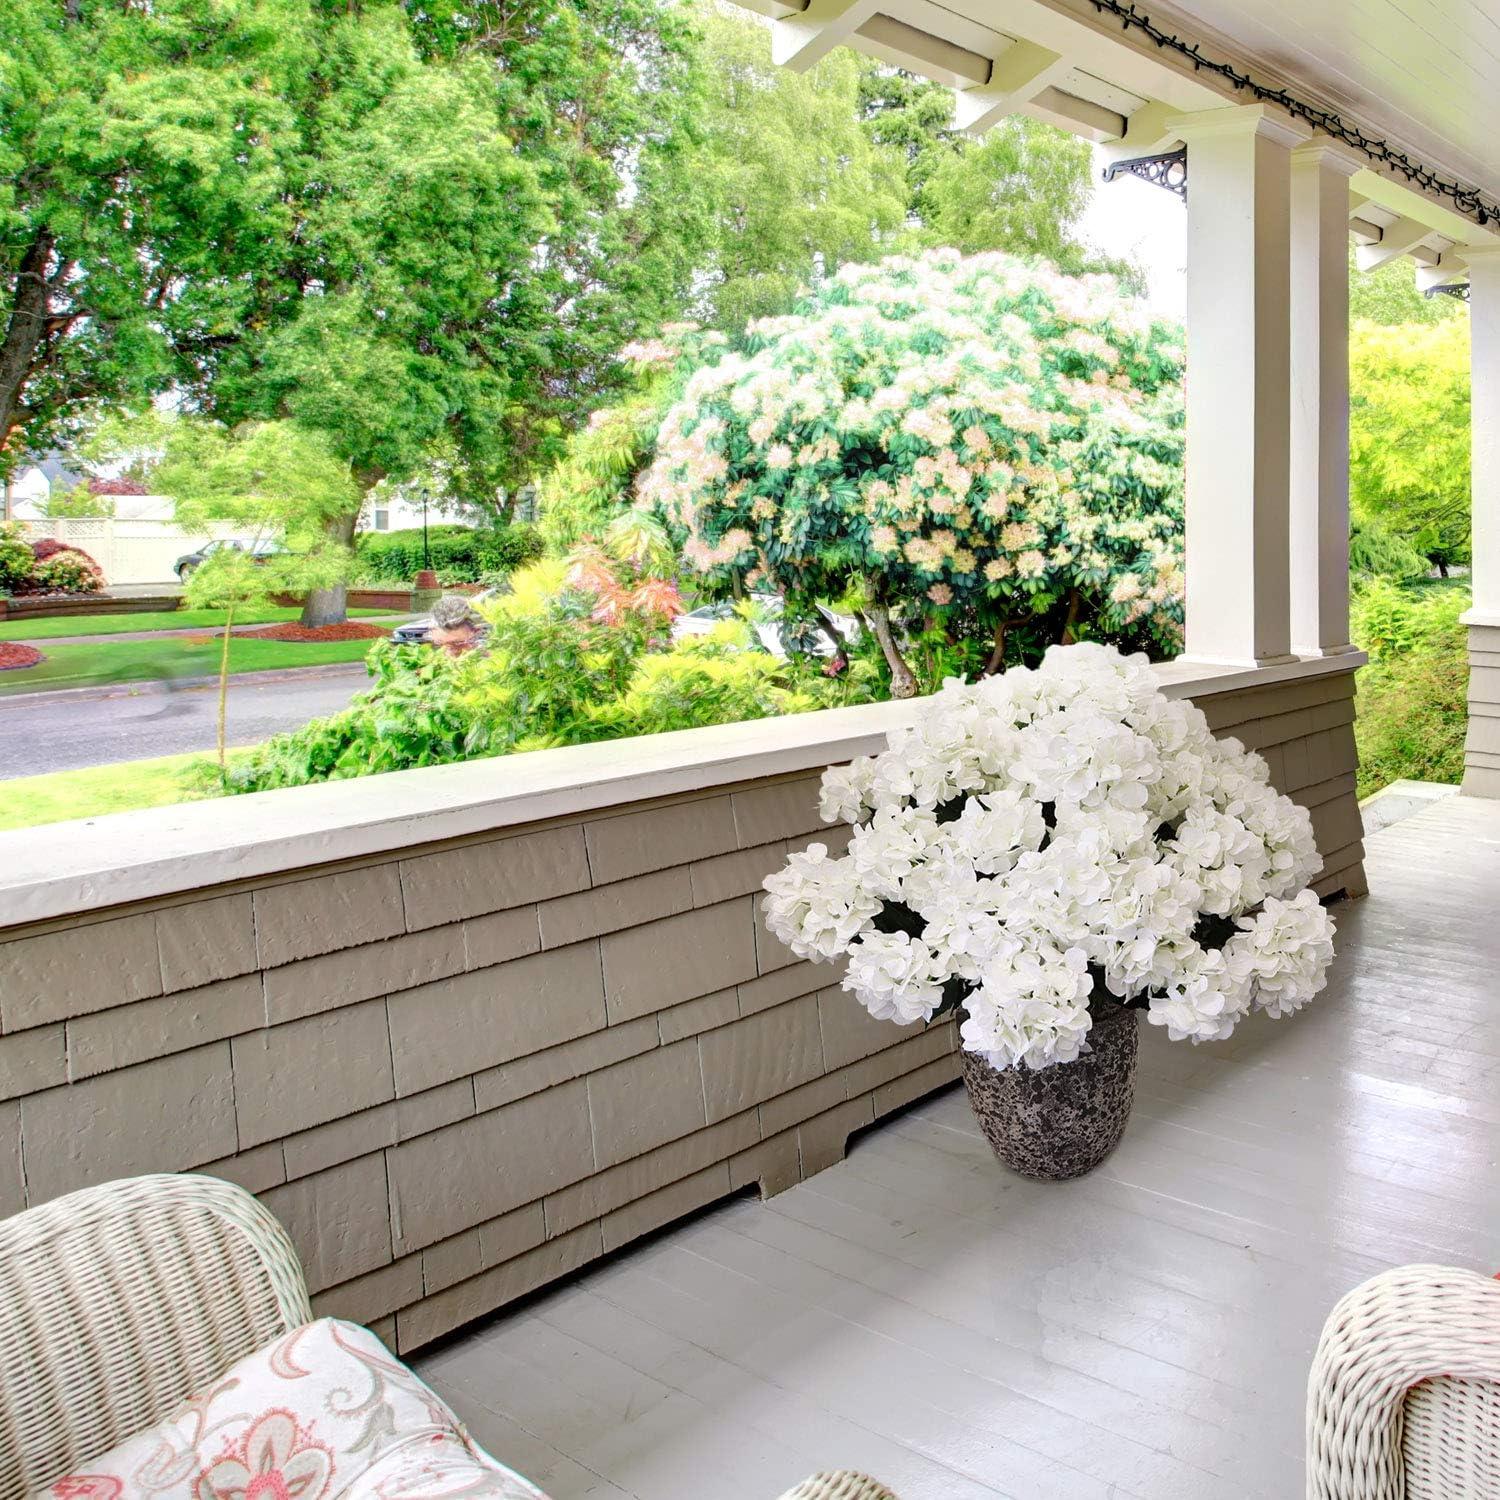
[959, 1004, 1139, 1180]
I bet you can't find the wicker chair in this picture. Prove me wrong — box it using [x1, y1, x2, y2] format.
[0, 1173, 311, 1497]
[0, 1174, 897, 1500]
[1308, 1264, 1500, 1499]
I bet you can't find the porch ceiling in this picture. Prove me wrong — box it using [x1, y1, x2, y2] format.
[417, 793, 1500, 1498]
[1155, 0, 1500, 213]
[739, 0, 1500, 268]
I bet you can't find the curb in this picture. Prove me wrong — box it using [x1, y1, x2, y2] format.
[0, 661, 371, 709]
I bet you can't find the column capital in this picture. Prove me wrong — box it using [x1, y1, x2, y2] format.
[1167, 102, 1312, 151]
[1290, 138, 1365, 177]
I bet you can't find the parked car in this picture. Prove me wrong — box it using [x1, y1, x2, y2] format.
[390, 588, 499, 646]
[174, 538, 283, 582]
[671, 593, 858, 658]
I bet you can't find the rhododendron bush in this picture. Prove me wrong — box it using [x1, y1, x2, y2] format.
[762, 645, 1336, 1071]
[642, 250, 1185, 695]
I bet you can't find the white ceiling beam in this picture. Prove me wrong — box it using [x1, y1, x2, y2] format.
[852, 14, 989, 87]
[1023, 86, 1126, 143]
[771, 0, 881, 73]
[952, 38, 1073, 135]
[1100, 99, 1180, 157]
[1355, 214, 1435, 270]
[1415, 257, 1468, 291]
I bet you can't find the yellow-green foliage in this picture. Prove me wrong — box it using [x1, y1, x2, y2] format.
[1352, 580, 1469, 797]
[1350, 319, 1470, 570]
[539, 391, 668, 554]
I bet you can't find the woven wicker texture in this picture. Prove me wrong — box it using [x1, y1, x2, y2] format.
[1307, 1264, 1500, 1499]
[0, 1173, 312, 1498]
[775, 1472, 899, 1500]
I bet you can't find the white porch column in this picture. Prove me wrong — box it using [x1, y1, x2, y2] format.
[1171, 104, 1311, 666]
[1462, 247, 1500, 796]
[1289, 140, 1361, 657]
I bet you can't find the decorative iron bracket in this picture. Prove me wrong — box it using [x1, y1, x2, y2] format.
[1102, 147, 1187, 200]
[1424, 282, 1471, 301]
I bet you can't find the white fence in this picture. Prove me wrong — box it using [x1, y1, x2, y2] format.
[16, 515, 247, 587]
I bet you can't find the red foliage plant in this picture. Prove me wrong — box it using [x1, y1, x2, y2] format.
[87, 476, 148, 496]
[30, 538, 102, 571]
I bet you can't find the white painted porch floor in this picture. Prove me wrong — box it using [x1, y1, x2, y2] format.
[417, 793, 1500, 1500]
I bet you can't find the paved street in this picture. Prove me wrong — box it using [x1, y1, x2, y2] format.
[0, 666, 369, 778]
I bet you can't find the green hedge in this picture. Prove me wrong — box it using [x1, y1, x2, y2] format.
[353, 523, 544, 582]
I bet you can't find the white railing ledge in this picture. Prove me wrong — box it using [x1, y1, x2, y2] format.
[0, 651, 1364, 931]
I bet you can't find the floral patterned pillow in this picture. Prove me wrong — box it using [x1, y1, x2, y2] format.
[32, 1318, 547, 1500]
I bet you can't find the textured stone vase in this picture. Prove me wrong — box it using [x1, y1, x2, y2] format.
[959, 1003, 1139, 1180]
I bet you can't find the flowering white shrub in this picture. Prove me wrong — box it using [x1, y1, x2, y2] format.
[640, 250, 1186, 686]
[762, 644, 1335, 1071]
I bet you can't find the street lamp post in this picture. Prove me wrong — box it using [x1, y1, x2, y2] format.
[420, 487, 431, 571]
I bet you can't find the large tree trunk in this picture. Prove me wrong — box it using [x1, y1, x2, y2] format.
[0, 231, 55, 449]
[865, 600, 918, 699]
[299, 506, 360, 628]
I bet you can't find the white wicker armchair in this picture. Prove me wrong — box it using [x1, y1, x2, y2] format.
[0, 1174, 899, 1500]
[0, 1172, 312, 1497]
[1308, 1264, 1500, 1499]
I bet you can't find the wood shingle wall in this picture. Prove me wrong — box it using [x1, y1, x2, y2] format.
[0, 666, 1364, 1355]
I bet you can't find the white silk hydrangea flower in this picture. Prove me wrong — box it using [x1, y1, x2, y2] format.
[762, 643, 1336, 1071]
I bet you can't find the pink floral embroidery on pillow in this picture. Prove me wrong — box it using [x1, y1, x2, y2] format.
[196, 1410, 333, 1500]
[50, 1481, 123, 1500]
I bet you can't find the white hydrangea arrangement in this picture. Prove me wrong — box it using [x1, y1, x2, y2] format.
[762, 644, 1335, 1072]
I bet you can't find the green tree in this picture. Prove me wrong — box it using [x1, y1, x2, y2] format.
[1349, 249, 1465, 325]
[857, 64, 1141, 288]
[200, 1, 709, 626]
[156, 419, 360, 773]
[691, 10, 907, 329]
[38, 483, 113, 519]
[6, 1, 709, 624]
[0, 0, 288, 473]
[1349, 318, 1470, 573]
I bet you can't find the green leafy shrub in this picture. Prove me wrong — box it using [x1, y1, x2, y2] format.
[352, 524, 543, 583]
[1351, 576, 1466, 660]
[227, 558, 877, 793]
[0, 524, 34, 593]
[1352, 579, 1469, 797]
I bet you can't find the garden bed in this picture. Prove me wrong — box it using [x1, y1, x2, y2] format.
[0, 643, 44, 671]
[239, 622, 389, 643]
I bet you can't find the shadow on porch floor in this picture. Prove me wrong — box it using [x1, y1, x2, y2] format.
[416, 793, 1500, 1500]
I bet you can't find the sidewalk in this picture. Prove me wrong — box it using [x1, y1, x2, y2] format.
[0, 659, 371, 708]
[27, 614, 409, 647]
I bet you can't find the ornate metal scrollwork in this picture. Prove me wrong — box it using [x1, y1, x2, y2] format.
[1424, 282, 1472, 301]
[1101, 147, 1187, 200]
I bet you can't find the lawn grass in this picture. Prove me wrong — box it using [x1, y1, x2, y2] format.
[0, 634, 380, 696]
[0, 605, 387, 641]
[0, 749, 243, 831]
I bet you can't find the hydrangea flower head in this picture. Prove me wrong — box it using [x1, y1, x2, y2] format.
[762, 644, 1335, 1070]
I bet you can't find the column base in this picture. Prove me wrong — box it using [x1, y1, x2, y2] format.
[1290, 642, 1360, 659]
[1175, 651, 1301, 671]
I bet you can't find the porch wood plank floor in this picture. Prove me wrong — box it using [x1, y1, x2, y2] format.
[417, 794, 1500, 1500]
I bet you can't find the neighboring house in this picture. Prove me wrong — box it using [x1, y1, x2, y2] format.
[364, 486, 474, 534]
[4, 454, 89, 520]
